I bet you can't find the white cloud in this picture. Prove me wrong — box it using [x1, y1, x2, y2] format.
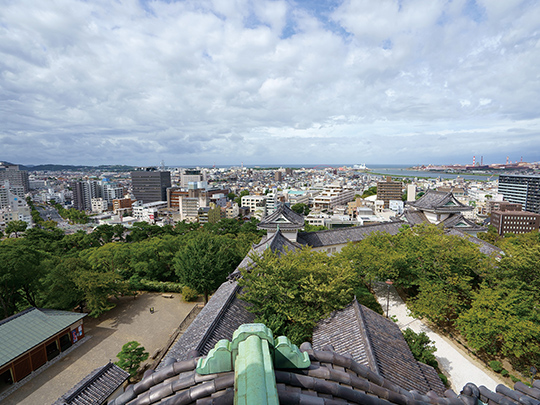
[0, 0, 539, 165]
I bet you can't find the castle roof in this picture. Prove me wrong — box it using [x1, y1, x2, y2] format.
[257, 204, 305, 231]
[229, 229, 302, 279]
[441, 213, 486, 232]
[407, 190, 472, 213]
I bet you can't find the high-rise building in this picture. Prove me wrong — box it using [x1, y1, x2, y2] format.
[71, 180, 100, 211]
[498, 174, 540, 214]
[131, 168, 171, 203]
[0, 162, 29, 193]
[377, 177, 403, 208]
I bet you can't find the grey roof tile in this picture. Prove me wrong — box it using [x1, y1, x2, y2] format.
[444, 229, 501, 256]
[229, 230, 302, 278]
[297, 222, 405, 248]
[314, 300, 445, 396]
[257, 204, 305, 230]
[407, 190, 472, 212]
[54, 362, 129, 405]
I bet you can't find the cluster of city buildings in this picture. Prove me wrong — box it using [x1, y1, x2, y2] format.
[1, 161, 540, 237]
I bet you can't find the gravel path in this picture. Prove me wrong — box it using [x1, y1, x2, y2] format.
[372, 282, 503, 392]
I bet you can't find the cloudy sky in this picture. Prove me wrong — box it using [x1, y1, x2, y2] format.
[1, 0, 540, 167]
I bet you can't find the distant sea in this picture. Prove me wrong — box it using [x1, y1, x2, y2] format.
[181, 163, 496, 181]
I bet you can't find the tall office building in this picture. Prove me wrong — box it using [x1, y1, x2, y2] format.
[498, 174, 540, 214]
[0, 162, 29, 193]
[131, 168, 171, 203]
[377, 177, 403, 208]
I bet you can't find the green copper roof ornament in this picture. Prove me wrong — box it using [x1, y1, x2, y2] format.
[196, 323, 311, 405]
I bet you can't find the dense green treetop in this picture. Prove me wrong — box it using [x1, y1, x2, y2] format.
[238, 247, 358, 345]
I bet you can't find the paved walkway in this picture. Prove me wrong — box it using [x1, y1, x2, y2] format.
[372, 282, 503, 392]
[2, 292, 198, 405]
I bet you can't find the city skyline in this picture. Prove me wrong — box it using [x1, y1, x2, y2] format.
[2, 0, 540, 166]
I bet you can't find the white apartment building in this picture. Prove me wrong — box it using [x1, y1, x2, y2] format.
[91, 198, 108, 214]
[179, 197, 200, 222]
[313, 184, 355, 210]
[132, 201, 167, 223]
[241, 195, 267, 219]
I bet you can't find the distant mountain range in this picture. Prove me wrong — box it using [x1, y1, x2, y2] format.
[18, 164, 137, 172]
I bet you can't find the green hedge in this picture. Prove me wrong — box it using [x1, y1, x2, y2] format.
[139, 279, 183, 293]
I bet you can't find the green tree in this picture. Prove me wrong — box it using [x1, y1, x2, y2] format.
[0, 242, 44, 318]
[361, 186, 377, 198]
[173, 233, 242, 303]
[457, 283, 540, 363]
[291, 203, 310, 216]
[115, 341, 149, 380]
[5, 220, 28, 238]
[41, 257, 85, 311]
[402, 328, 438, 369]
[238, 247, 358, 345]
[303, 222, 327, 232]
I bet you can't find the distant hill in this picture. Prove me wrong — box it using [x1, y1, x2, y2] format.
[19, 164, 137, 172]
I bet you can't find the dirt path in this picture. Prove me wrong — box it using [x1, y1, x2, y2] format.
[373, 282, 505, 392]
[3, 292, 198, 405]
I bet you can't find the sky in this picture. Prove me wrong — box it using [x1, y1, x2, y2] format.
[1, 0, 540, 167]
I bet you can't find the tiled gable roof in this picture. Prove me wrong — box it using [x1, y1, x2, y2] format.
[257, 204, 305, 230]
[313, 300, 445, 396]
[54, 362, 129, 405]
[297, 221, 405, 247]
[402, 210, 430, 225]
[197, 292, 255, 357]
[441, 213, 486, 231]
[229, 230, 302, 279]
[0, 308, 87, 367]
[359, 303, 445, 395]
[312, 301, 377, 372]
[408, 190, 472, 212]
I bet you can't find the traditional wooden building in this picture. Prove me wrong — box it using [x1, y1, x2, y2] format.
[0, 308, 86, 389]
[401, 190, 486, 236]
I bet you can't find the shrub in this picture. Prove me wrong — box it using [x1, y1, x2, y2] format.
[510, 375, 520, 383]
[489, 361, 503, 373]
[438, 373, 449, 387]
[139, 279, 183, 293]
[182, 286, 199, 302]
[402, 328, 438, 369]
[501, 369, 509, 377]
[116, 341, 149, 381]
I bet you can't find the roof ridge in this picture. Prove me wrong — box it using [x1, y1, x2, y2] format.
[353, 301, 380, 375]
[0, 307, 36, 327]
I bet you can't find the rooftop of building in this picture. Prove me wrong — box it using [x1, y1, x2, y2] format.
[0, 308, 87, 368]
